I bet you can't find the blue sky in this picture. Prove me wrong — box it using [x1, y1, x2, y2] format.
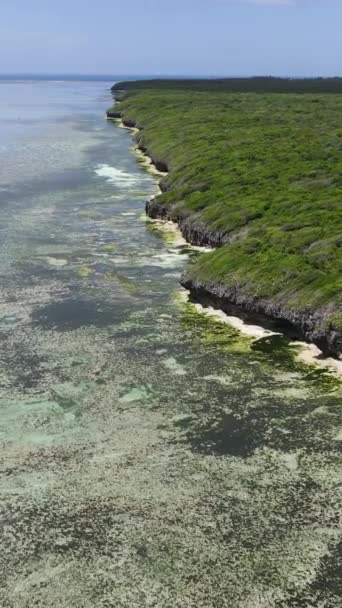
[0, 0, 341, 76]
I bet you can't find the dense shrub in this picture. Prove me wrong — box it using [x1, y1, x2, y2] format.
[110, 83, 342, 327]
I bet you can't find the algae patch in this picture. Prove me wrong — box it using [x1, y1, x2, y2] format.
[78, 266, 95, 277]
[100, 243, 117, 252]
[178, 296, 252, 354]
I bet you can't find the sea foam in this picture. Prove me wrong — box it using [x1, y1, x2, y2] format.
[95, 164, 143, 187]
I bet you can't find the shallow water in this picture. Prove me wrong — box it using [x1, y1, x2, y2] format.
[0, 80, 341, 608]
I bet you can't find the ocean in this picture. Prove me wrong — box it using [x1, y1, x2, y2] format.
[0, 77, 341, 608]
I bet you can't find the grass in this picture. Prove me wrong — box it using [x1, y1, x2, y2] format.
[109, 82, 342, 331]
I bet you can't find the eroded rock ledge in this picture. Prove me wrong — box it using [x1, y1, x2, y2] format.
[145, 199, 230, 248]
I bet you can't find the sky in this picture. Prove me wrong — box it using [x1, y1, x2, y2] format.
[0, 0, 341, 77]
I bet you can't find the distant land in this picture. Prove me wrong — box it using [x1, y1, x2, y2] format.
[0, 74, 235, 82]
[113, 76, 342, 94]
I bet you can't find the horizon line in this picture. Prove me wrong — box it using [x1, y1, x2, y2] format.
[1, 73, 342, 80]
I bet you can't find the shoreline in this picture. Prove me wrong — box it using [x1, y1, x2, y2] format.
[178, 288, 342, 376]
[107, 110, 342, 375]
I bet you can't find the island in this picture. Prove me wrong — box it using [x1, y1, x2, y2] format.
[108, 78, 342, 357]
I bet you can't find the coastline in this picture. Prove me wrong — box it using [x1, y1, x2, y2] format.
[177, 288, 342, 375]
[107, 108, 342, 372]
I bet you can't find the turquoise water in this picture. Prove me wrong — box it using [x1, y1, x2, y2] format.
[0, 80, 341, 608]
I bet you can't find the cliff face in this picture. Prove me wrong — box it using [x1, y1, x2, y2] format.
[106, 93, 342, 358]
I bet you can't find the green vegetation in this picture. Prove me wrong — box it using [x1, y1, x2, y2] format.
[109, 81, 342, 338]
[112, 77, 342, 95]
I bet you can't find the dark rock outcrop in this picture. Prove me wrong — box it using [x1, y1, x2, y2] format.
[106, 109, 122, 119]
[122, 118, 138, 129]
[145, 199, 236, 247]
